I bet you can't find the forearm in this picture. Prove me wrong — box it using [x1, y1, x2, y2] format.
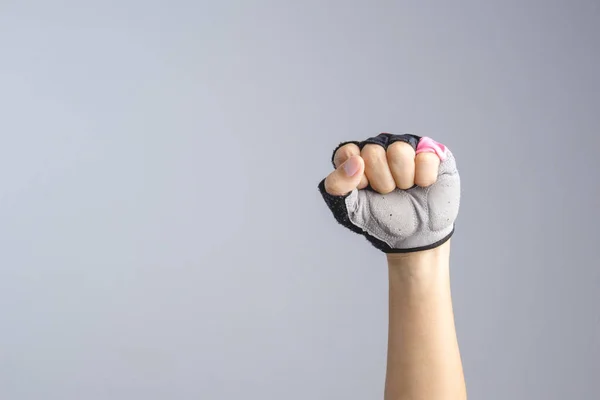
[384, 241, 466, 400]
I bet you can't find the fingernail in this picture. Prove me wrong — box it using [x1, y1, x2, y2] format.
[343, 157, 360, 176]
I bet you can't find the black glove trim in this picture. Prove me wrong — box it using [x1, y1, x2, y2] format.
[358, 133, 421, 151]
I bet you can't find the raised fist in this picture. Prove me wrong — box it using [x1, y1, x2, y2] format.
[318, 133, 460, 253]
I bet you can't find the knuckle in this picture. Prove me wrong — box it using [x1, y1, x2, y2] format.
[387, 141, 416, 160]
[416, 152, 440, 165]
[374, 182, 395, 194]
[361, 144, 386, 162]
[396, 176, 415, 190]
[358, 175, 369, 189]
[369, 173, 395, 193]
[364, 162, 390, 180]
[414, 171, 437, 187]
[414, 153, 440, 187]
[334, 143, 359, 165]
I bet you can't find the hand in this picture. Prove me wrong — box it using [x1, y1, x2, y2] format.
[318, 133, 460, 253]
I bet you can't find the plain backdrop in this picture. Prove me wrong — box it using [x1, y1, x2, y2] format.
[1, 1, 599, 399]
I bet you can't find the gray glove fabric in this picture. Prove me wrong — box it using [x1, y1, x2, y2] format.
[318, 133, 461, 253]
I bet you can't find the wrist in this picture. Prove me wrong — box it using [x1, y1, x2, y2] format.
[386, 241, 451, 285]
[387, 240, 450, 265]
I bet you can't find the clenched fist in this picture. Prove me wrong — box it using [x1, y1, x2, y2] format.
[318, 133, 460, 253]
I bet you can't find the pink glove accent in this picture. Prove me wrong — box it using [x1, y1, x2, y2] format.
[416, 137, 449, 161]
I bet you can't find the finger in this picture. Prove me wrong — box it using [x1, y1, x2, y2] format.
[333, 143, 369, 189]
[414, 152, 440, 187]
[357, 174, 369, 190]
[361, 144, 396, 194]
[333, 143, 359, 167]
[386, 141, 416, 190]
[324, 155, 365, 196]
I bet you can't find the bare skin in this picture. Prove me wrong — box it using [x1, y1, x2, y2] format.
[324, 142, 467, 400]
[385, 243, 466, 400]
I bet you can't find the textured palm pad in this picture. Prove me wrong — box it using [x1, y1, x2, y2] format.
[318, 133, 461, 253]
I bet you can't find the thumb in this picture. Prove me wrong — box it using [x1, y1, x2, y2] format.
[324, 155, 365, 196]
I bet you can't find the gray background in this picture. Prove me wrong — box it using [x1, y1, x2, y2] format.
[1, 1, 598, 399]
